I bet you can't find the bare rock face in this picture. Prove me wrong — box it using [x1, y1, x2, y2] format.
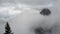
[40, 8, 51, 16]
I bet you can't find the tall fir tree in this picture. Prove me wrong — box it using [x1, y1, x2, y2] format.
[4, 22, 13, 34]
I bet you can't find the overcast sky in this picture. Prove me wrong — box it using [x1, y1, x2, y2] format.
[0, 0, 60, 34]
[0, 0, 59, 21]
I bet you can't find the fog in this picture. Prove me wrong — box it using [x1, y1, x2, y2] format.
[0, 0, 60, 34]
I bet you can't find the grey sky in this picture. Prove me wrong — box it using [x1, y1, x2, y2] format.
[0, 0, 59, 24]
[0, 0, 60, 34]
[0, 0, 58, 5]
[0, 0, 59, 23]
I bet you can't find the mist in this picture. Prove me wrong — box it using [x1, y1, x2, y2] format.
[0, 0, 60, 34]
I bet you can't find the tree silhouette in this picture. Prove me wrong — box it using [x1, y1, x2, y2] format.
[40, 8, 51, 16]
[4, 22, 13, 34]
[34, 27, 53, 34]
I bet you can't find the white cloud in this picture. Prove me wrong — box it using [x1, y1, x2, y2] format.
[0, 3, 32, 21]
[0, 0, 60, 34]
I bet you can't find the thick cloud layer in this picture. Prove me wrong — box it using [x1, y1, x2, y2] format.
[0, 0, 60, 34]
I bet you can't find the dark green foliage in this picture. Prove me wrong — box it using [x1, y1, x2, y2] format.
[34, 27, 52, 34]
[35, 27, 45, 34]
[40, 8, 51, 16]
[4, 22, 13, 34]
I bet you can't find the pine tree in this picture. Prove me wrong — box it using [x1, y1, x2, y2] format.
[4, 22, 13, 34]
